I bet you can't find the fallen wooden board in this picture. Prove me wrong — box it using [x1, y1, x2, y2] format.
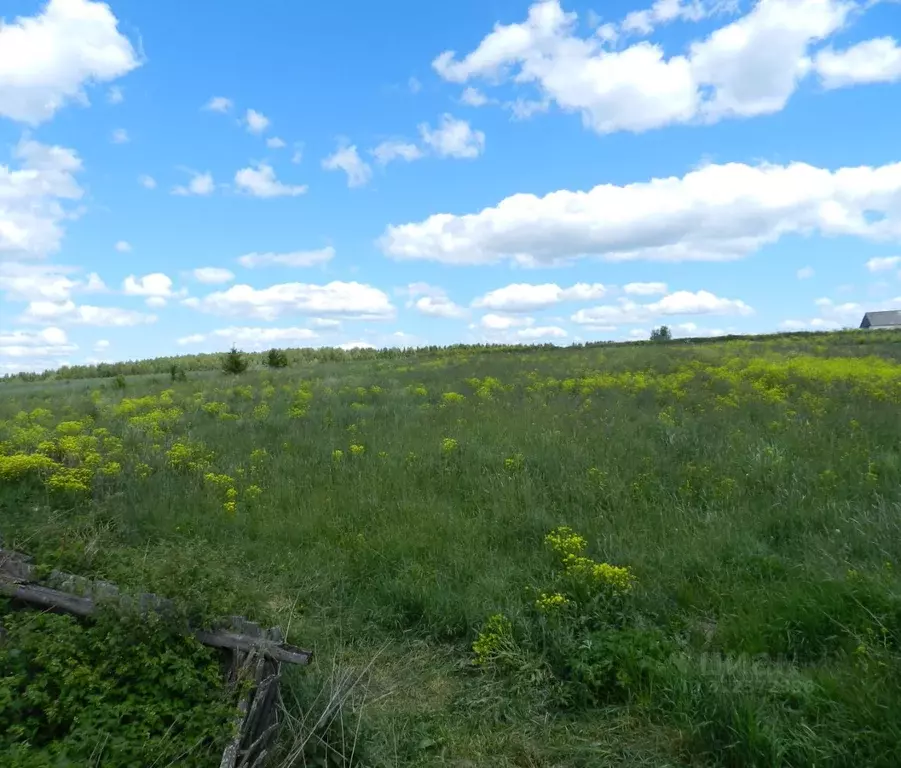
[0, 549, 311, 665]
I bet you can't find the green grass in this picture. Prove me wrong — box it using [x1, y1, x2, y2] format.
[2, 332, 901, 766]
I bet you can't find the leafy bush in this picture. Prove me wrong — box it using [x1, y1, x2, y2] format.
[221, 345, 248, 375]
[0, 603, 235, 767]
[266, 348, 289, 368]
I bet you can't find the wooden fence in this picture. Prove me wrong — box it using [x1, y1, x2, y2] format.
[0, 547, 312, 768]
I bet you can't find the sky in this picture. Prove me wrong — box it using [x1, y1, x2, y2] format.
[1, 0, 901, 373]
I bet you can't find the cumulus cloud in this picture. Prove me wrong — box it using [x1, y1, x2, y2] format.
[0, 326, 76, 358]
[419, 114, 485, 158]
[796, 266, 815, 279]
[237, 247, 334, 268]
[371, 141, 424, 165]
[815, 37, 901, 89]
[517, 325, 567, 339]
[20, 300, 156, 326]
[431, 0, 862, 135]
[472, 282, 608, 312]
[234, 163, 307, 197]
[266, 136, 287, 148]
[107, 85, 123, 104]
[172, 171, 214, 196]
[414, 295, 468, 318]
[138, 174, 156, 189]
[0, 0, 139, 125]
[122, 272, 179, 298]
[178, 326, 319, 348]
[322, 144, 372, 188]
[111, 128, 129, 144]
[380, 159, 901, 266]
[571, 289, 752, 326]
[866, 256, 901, 272]
[478, 313, 536, 330]
[0, 138, 84, 259]
[460, 86, 490, 106]
[245, 108, 270, 133]
[204, 96, 233, 112]
[623, 281, 668, 295]
[183, 281, 395, 321]
[0, 262, 105, 302]
[339, 341, 376, 350]
[192, 267, 235, 284]
[114, 240, 131, 253]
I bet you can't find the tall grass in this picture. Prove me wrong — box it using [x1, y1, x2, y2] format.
[2, 335, 901, 765]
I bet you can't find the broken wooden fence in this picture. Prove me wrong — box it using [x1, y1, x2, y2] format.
[0, 547, 312, 768]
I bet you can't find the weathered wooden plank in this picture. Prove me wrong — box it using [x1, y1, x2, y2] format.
[1, 578, 311, 664]
[196, 630, 312, 665]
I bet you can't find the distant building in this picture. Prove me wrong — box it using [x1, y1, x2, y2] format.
[859, 310, 901, 330]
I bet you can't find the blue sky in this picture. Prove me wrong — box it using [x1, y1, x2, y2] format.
[1, 0, 900, 372]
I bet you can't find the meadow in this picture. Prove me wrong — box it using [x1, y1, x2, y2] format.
[2, 331, 901, 767]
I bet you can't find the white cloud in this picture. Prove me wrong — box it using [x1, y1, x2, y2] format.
[0, 0, 139, 125]
[479, 313, 535, 330]
[145, 296, 167, 308]
[371, 140, 424, 165]
[796, 266, 815, 279]
[266, 136, 287, 148]
[0, 326, 76, 358]
[419, 114, 485, 158]
[815, 37, 901, 89]
[114, 240, 131, 253]
[380, 158, 901, 266]
[84, 272, 106, 292]
[866, 256, 901, 272]
[460, 86, 490, 106]
[0, 262, 77, 301]
[0, 138, 84, 259]
[192, 267, 235, 284]
[138, 174, 156, 189]
[472, 282, 608, 311]
[814, 297, 863, 322]
[237, 247, 334, 268]
[623, 281, 668, 295]
[322, 144, 372, 188]
[184, 281, 395, 321]
[178, 326, 320, 348]
[245, 108, 270, 133]
[204, 96, 233, 112]
[414, 295, 467, 318]
[122, 272, 178, 298]
[111, 128, 129, 144]
[93, 339, 109, 351]
[572, 289, 752, 325]
[107, 85, 123, 104]
[652, 289, 752, 315]
[432, 0, 856, 135]
[621, 0, 709, 36]
[517, 325, 567, 339]
[20, 300, 156, 326]
[408, 76, 422, 93]
[234, 163, 307, 198]
[172, 171, 214, 196]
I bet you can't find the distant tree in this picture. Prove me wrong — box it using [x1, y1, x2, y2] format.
[221, 345, 249, 375]
[265, 348, 289, 368]
[113, 374, 127, 390]
[650, 325, 672, 342]
[169, 363, 187, 382]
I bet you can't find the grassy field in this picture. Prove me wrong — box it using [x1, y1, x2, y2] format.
[2, 332, 901, 766]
